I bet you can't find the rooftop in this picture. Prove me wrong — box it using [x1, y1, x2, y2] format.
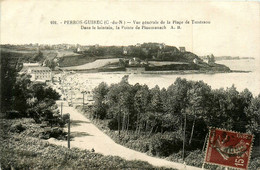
[20, 66, 51, 73]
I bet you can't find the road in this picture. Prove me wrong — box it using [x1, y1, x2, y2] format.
[48, 101, 202, 170]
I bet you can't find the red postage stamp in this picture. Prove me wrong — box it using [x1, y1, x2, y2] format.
[205, 128, 253, 169]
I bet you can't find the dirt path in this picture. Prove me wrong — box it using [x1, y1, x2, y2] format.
[48, 101, 202, 170]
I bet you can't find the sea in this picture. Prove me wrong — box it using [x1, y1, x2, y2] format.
[67, 59, 260, 96]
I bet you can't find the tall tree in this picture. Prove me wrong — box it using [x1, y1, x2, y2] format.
[134, 85, 150, 133]
[245, 95, 260, 134]
[166, 78, 191, 131]
[186, 81, 211, 144]
[92, 82, 109, 119]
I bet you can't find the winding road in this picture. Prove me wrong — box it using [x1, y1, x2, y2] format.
[48, 100, 202, 170]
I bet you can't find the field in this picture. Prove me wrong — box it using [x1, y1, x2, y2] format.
[61, 58, 120, 70]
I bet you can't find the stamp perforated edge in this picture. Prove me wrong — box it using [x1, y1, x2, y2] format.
[203, 127, 254, 170]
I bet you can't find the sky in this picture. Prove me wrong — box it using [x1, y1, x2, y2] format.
[0, 0, 259, 59]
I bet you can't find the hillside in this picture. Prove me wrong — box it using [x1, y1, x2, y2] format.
[0, 118, 174, 170]
[0, 43, 231, 72]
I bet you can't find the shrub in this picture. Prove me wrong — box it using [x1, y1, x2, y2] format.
[148, 132, 183, 157]
[249, 157, 260, 169]
[40, 127, 67, 140]
[0, 133, 173, 169]
[184, 150, 203, 167]
[10, 123, 26, 133]
[108, 118, 118, 130]
[62, 113, 70, 123]
[5, 110, 23, 119]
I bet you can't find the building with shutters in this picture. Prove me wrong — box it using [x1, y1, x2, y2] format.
[20, 66, 52, 82]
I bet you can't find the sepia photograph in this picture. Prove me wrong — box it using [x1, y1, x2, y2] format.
[0, 0, 259, 169]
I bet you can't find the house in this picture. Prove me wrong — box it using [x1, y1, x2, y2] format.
[129, 57, 141, 66]
[77, 47, 81, 52]
[179, 47, 186, 52]
[158, 43, 165, 49]
[123, 47, 129, 55]
[20, 66, 52, 82]
[193, 58, 199, 64]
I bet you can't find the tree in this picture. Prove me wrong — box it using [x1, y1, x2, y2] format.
[1, 57, 18, 112]
[44, 59, 57, 70]
[12, 74, 33, 114]
[185, 81, 211, 144]
[27, 99, 60, 126]
[33, 50, 44, 62]
[105, 76, 133, 136]
[245, 95, 260, 134]
[134, 84, 151, 133]
[166, 78, 191, 131]
[92, 82, 109, 119]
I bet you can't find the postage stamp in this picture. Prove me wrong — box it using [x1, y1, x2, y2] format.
[204, 128, 254, 170]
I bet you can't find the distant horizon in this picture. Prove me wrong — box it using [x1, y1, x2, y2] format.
[0, 43, 256, 58]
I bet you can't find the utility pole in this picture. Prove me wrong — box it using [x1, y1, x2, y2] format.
[68, 114, 70, 149]
[182, 112, 186, 162]
[61, 102, 63, 117]
[81, 91, 86, 110]
[71, 91, 72, 104]
[118, 111, 121, 140]
[83, 92, 85, 109]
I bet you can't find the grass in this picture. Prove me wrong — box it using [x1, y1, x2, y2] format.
[0, 118, 175, 170]
[58, 55, 96, 67]
[58, 54, 120, 67]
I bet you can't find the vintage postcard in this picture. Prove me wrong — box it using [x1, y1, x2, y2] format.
[1, 0, 259, 169]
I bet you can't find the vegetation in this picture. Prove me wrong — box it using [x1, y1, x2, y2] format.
[58, 55, 96, 67]
[1, 43, 230, 72]
[89, 76, 260, 167]
[146, 63, 200, 71]
[75, 43, 202, 63]
[1, 55, 63, 127]
[0, 54, 173, 169]
[0, 119, 174, 170]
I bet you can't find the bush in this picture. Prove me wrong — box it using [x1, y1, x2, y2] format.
[126, 138, 150, 153]
[0, 130, 173, 169]
[10, 123, 26, 133]
[250, 157, 260, 169]
[184, 150, 203, 167]
[40, 127, 67, 140]
[5, 110, 23, 119]
[4, 118, 67, 140]
[148, 133, 183, 157]
[166, 150, 184, 164]
[108, 118, 118, 130]
[62, 113, 70, 123]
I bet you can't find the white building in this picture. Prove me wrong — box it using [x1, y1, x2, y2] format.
[23, 63, 40, 67]
[20, 66, 52, 82]
[193, 58, 199, 64]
